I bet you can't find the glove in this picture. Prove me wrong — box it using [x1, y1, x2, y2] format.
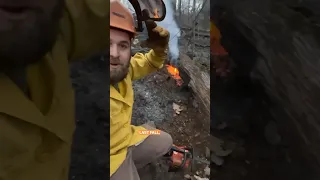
[141, 19, 170, 56]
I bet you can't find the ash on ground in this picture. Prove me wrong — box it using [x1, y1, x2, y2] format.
[132, 68, 210, 180]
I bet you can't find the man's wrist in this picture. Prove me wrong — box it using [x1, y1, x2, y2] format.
[153, 47, 168, 57]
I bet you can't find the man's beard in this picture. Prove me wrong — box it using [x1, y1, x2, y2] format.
[0, 0, 64, 72]
[110, 59, 130, 84]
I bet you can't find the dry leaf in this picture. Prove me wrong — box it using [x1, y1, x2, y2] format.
[173, 102, 183, 115]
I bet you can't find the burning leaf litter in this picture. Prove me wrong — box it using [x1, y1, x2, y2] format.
[166, 64, 180, 79]
[166, 64, 184, 86]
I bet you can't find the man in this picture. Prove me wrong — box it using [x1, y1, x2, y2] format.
[0, 0, 108, 179]
[109, 1, 173, 179]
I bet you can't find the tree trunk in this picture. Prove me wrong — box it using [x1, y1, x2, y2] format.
[179, 53, 210, 118]
[192, 0, 196, 55]
[187, 0, 191, 24]
[178, 0, 182, 21]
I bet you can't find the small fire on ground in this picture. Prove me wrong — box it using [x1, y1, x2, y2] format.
[166, 64, 183, 86]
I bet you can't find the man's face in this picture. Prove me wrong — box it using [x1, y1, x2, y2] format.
[0, 0, 64, 71]
[110, 28, 131, 84]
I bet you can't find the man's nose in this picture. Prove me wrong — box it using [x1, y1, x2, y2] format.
[110, 44, 119, 58]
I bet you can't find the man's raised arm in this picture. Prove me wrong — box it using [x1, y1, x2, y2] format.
[129, 20, 170, 80]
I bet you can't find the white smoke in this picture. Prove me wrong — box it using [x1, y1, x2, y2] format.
[157, 0, 181, 64]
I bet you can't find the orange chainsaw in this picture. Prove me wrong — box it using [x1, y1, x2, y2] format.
[164, 145, 210, 172]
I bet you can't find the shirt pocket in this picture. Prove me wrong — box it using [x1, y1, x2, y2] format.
[110, 100, 123, 124]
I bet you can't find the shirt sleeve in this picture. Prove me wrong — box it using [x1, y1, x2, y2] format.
[61, 0, 109, 61]
[129, 50, 166, 81]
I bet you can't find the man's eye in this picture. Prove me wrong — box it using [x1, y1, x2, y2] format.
[120, 44, 128, 49]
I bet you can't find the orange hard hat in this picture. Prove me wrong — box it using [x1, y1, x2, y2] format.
[110, 0, 136, 36]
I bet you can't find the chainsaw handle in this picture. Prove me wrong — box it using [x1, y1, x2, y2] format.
[171, 146, 188, 153]
[171, 146, 192, 156]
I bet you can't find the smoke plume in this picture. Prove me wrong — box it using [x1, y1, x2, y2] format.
[157, 0, 181, 65]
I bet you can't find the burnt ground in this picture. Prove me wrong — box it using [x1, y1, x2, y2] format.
[132, 68, 210, 180]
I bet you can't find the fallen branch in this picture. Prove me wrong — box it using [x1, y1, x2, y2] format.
[179, 53, 210, 118]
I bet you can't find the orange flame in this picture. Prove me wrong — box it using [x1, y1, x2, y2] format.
[166, 65, 181, 80]
[166, 64, 183, 86]
[154, 8, 160, 18]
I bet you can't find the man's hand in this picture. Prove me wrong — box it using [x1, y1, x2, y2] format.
[141, 20, 170, 55]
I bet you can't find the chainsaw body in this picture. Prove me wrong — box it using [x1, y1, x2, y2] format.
[164, 144, 211, 172]
[164, 145, 193, 172]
